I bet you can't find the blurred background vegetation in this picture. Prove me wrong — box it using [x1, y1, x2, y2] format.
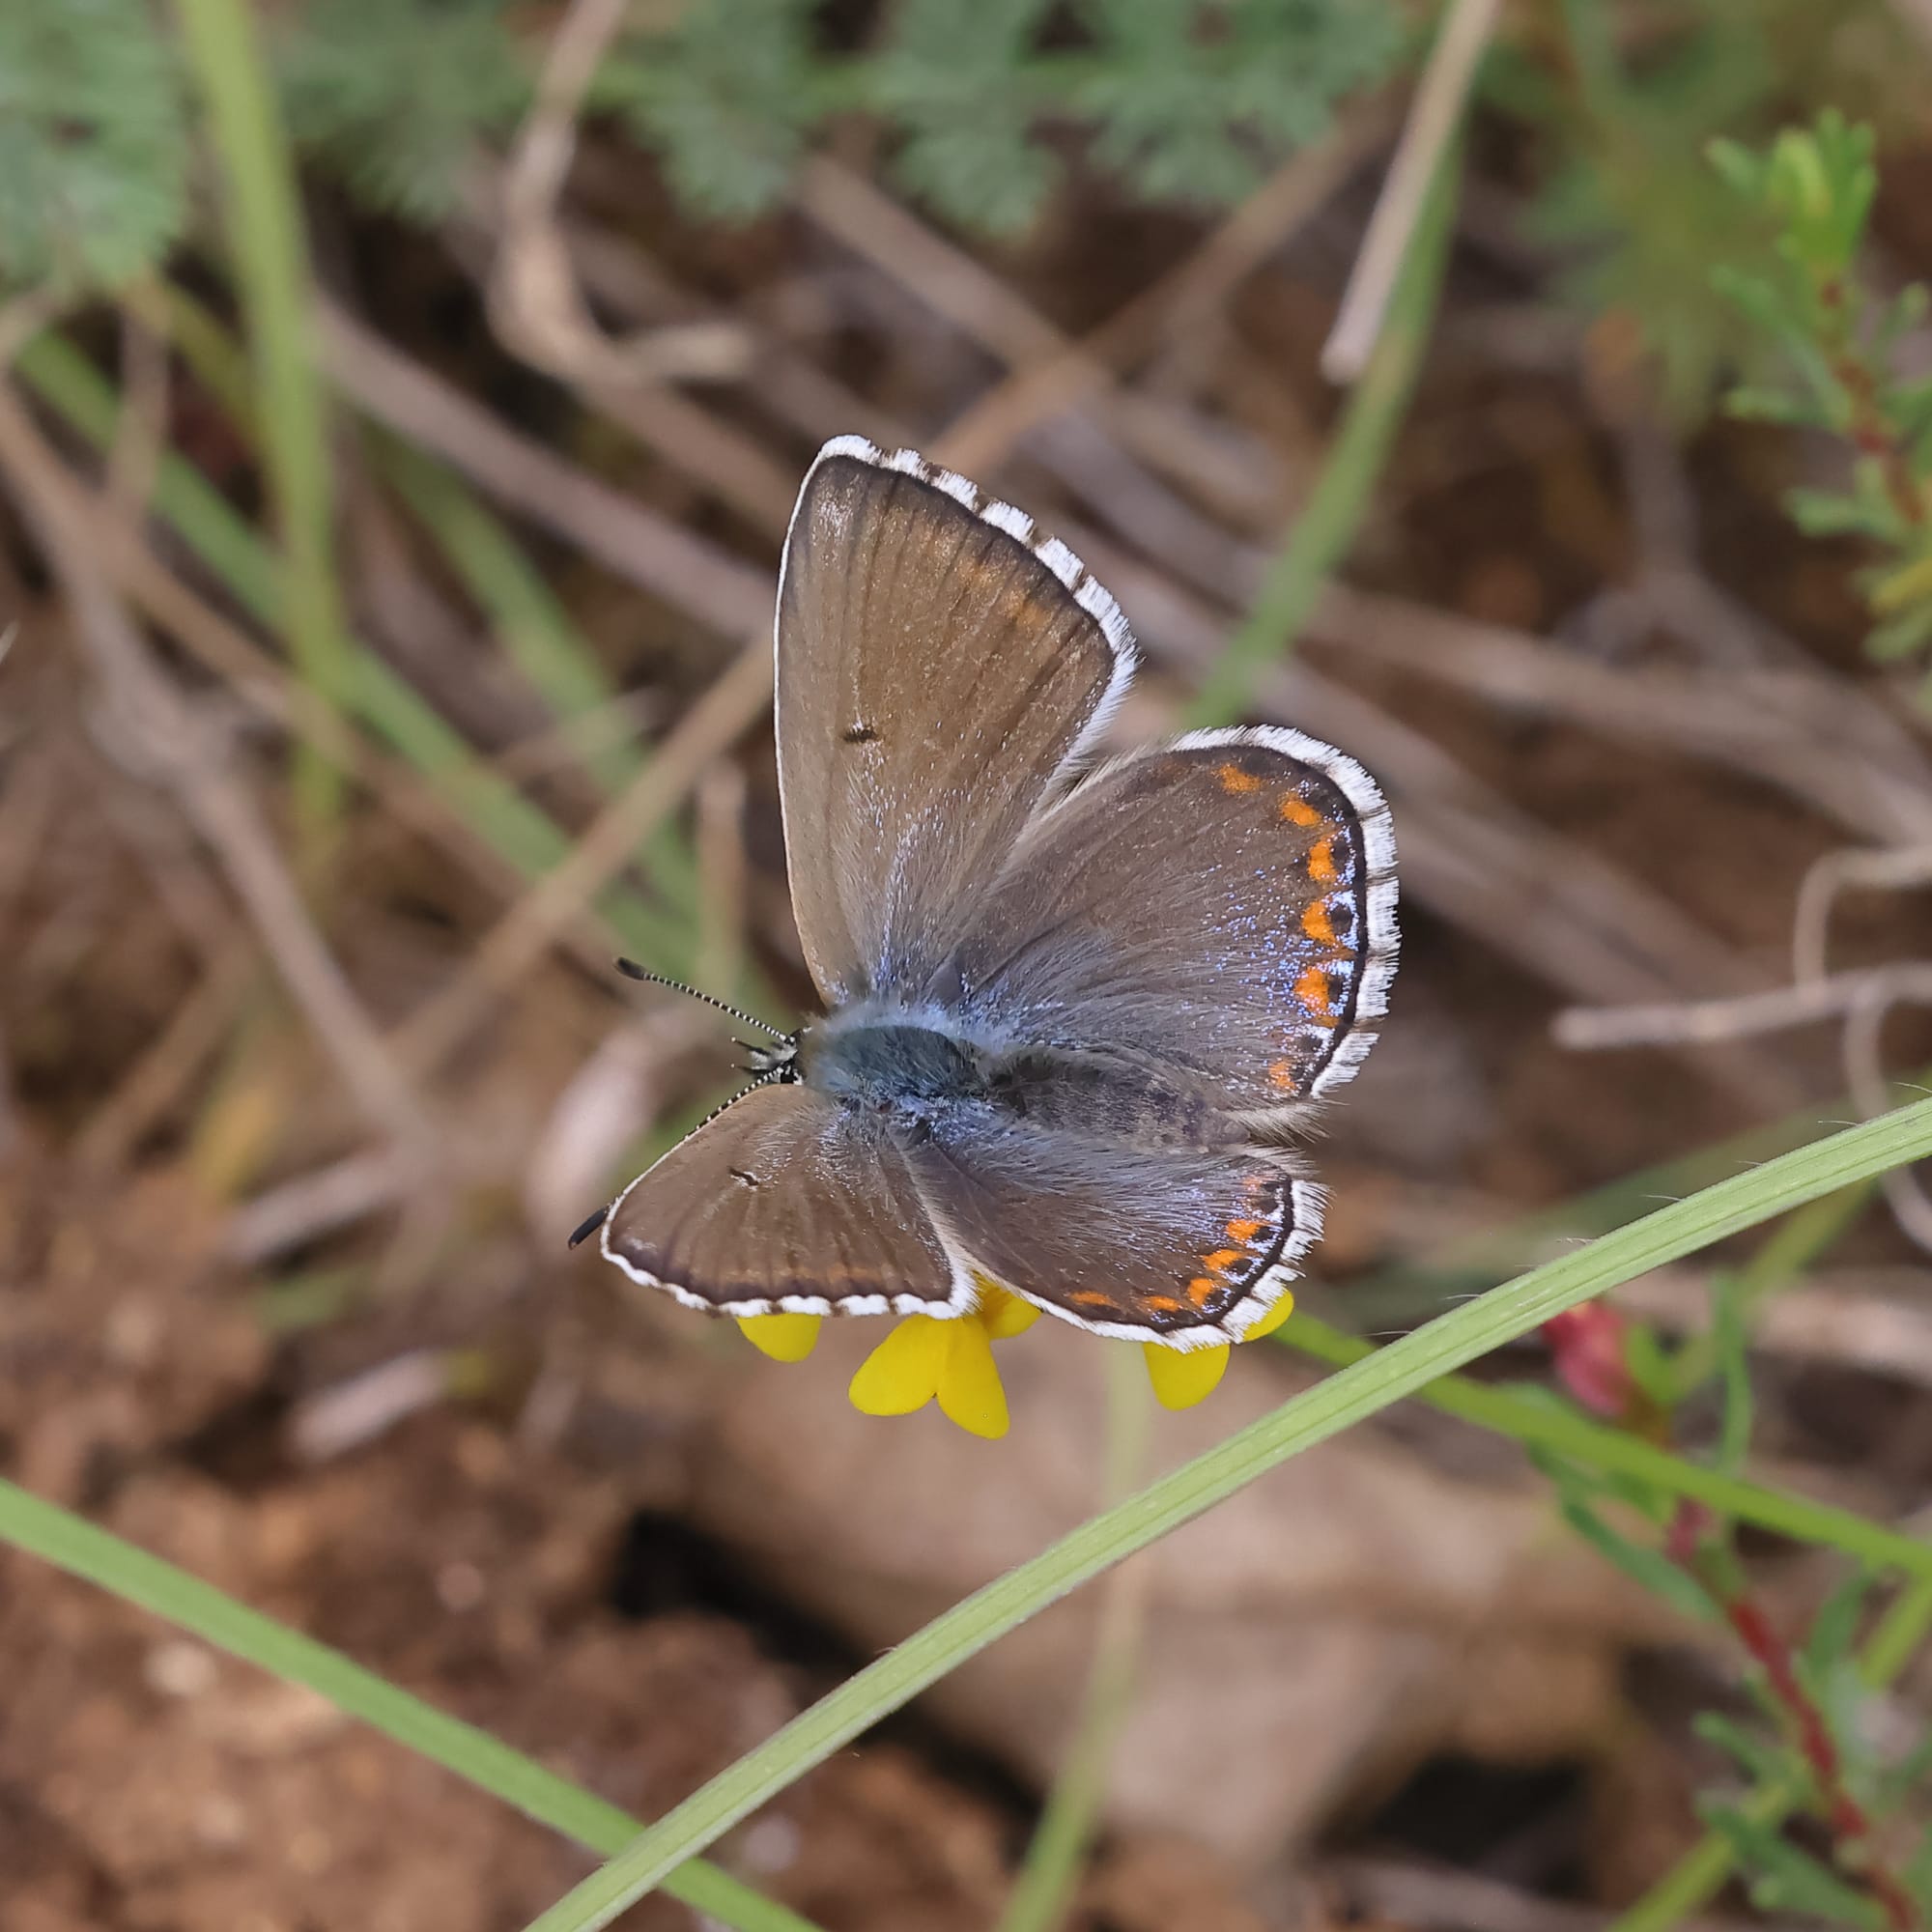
[5, 2, 1932, 1929]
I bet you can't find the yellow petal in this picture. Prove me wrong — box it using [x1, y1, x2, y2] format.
[978, 1283, 1041, 1341]
[736, 1312, 822, 1362]
[849, 1316, 951, 1416]
[1143, 1339, 1230, 1410]
[937, 1319, 1009, 1438]
[1242, 1289, 1295, 1344]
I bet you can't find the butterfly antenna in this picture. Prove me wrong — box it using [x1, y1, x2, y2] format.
[613, 958, 789, 1038]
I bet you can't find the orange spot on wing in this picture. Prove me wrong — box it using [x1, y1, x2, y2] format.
[1301, 898, 1337, 945]
[1203, 1249, 1243, 1273]
[1294, 965, 1339, 1027]
[1217, 761, 1263, 794]
[1147, 1293, 1184, 1314]
[1278, 794, 1321, 827]
[1070, 1289, 1114, 1310]
[1225, 1218, 1264, 1243]
[1186, 1277, 1219, 1308]
[1267, 1057, 1298, 1090]
[1308, 835, 1340, 884]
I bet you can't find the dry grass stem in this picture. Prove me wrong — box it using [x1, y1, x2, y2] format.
[1321, 0, 1500, 383]
[317, 299, 771, 636]
[490, 0, 750, 389]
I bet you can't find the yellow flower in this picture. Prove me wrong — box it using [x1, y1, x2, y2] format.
[1140, 1288, 1295, 1410]
[737, 1276, 1297, 1436]
[845, 1280, 1039, 1439]
[736, 1311, 823, 1362]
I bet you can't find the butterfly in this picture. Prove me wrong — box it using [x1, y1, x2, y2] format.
[580, 437, 1398, 1350]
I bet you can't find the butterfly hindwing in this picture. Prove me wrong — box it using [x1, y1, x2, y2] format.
[905, 1116, 1315, 1347]
[923, 726, 1398, 1120]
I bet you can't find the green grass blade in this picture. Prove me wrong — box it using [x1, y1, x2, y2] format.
[175, 0, 350, 830]
[519, 1096, 1932, 1932]
[0, 1477, 822, 1932]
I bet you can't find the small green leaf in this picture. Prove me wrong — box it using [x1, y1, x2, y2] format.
[1723, 384, 1827, 428]
[1624, 1321, 1679, 1410]
[1558, 1499, 1719, 1622]
[1707, 136, 1764, 199]
[1694, 1711, 1794, 1787]
[1700, 1801, 1888, 1928]
[1785, 487, 1890, 541]
[1802, 1572, 1872, 1680]
[1866, 599, 1932, 664]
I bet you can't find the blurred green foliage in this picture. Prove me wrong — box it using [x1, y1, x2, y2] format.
[1494, 0, 1925, 424]
[0, 0, 1399, 294]
[280, 0, 527, 223]
[1708, 110, 1932, 679]
[0, 0, 188, 292]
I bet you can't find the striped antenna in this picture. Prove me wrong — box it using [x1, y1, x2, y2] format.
[613, 958, 789, 1038]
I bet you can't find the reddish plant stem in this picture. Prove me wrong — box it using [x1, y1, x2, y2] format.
[1818, 275, 1926, 534]
[1669, 1501, 1918, 1930]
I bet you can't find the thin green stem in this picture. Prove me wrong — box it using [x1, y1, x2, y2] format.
[1184, 137, 1457, 726]
[517, 1096, 1932, 1932]
[996, 1350, 1151, 1932]
[1861, 1575, 1932, 1689]
[0, 1478, 820, 1932]
[174, 0, 350, 833]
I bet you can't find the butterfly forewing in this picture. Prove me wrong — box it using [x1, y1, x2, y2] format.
[601, 1083, 971, 1318]
[776, 439, 1136, 1007]
[925, 727, 1398, 1120]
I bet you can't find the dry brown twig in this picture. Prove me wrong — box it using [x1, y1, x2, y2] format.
[318, 298, 772, 634]
[105, 299, 170, 526]
[1552, 968, 1932, 1053]
[490, 0, 748, 388]
[1321, 0, 1500, 383]
[1793, 843, 1932, 983]
[1557, 952, 1932, 1255]
[76, 942, 258, 1173]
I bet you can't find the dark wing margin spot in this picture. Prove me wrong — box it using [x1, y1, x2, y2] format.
[841, 723, 880, 744]
[567, 1207, 609, 1249]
